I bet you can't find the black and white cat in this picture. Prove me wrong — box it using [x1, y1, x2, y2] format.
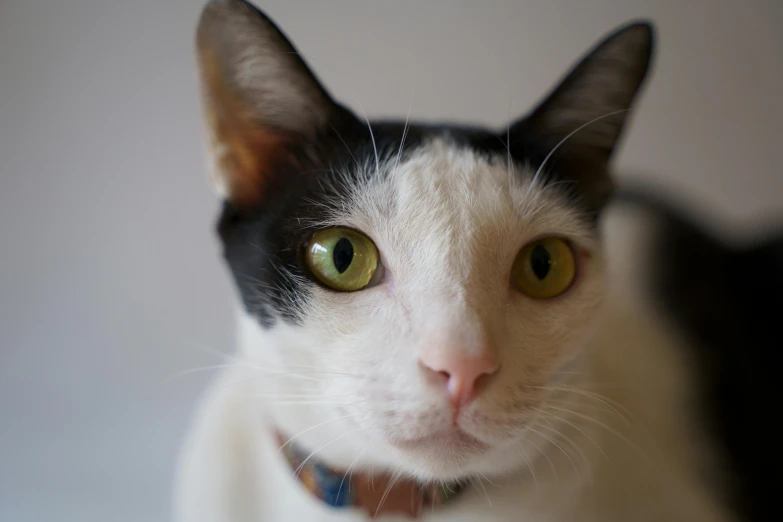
[176, 1, 776, 520]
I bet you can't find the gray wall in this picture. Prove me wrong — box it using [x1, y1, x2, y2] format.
[1, 1, 781, 521]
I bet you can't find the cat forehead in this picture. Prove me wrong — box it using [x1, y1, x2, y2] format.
[339, 137, 597, 250]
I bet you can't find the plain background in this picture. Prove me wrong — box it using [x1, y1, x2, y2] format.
[1, 1, 781, 521]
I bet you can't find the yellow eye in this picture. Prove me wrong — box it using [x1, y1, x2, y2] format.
[304, 227, 380, 292]
[512, 237, 576, 299]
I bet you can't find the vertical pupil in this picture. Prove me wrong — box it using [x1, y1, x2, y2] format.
[530, 244, 552, 280]
[333, 237, 354, 274]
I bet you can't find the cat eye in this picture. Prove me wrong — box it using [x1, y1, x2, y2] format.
[511, 237, 576, 299]
[304, 227, 380, 292]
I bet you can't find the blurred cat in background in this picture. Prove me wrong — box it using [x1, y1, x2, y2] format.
[176, 1, 779, 520]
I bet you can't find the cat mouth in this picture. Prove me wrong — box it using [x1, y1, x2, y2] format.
[392, 428, 488, 453]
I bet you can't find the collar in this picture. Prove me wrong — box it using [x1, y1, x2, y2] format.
[276, 431, 464, 518]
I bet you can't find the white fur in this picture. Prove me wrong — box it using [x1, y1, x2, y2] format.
[176, 140, 733, 521]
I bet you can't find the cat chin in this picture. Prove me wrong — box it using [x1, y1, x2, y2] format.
[387, 437, 529, 483]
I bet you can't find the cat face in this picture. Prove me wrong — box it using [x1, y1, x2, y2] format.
[197, 0, 653, 482]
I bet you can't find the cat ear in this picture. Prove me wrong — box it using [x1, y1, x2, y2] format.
[196, 0, 344, 208]
[511, 22, 654, 208]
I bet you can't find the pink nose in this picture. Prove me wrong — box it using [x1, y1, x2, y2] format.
[419, 351, 499, 407]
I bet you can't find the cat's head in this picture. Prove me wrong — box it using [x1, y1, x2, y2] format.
[196, 0, 653, 482]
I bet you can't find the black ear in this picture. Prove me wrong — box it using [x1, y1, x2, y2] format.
[195, 0, 351, 208]
[511, 22, 654, 209]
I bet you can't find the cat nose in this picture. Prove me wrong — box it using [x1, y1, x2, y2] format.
[419, 350, 499, 407]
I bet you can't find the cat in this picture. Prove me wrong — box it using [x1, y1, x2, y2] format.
[176, 1, 773, 521]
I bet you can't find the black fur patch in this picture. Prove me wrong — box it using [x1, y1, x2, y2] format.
[616, 189, 783, 522]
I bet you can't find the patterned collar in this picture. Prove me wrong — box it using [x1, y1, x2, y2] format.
[276, 431, 464, 518]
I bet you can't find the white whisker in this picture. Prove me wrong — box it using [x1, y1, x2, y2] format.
[476, 470, 498, 487]
[376, 469, 404, 516]
[393, 85, 415, 175]
[356, 100, 379, 175]
[330, 124, 360, 169]
[526, 424, 581, 482]
[251, 399, 366, 407]
[472, 476, 492, 507]
[514, 442, 541, 493]
[529, 109, 628, 192]
[543, 404, 652, 467]
[538, 416, 591, 473]
[278, 412, 357, 450]
[523, 431, 558, 481]
[338, 447, 365, 500]
[536, 408, 606, 467]
[532, 384, 633, 425]
[163, 363, 241, 383]
[294, 427, 364, 477]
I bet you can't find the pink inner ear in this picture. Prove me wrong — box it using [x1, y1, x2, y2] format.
[215, 123, 293, 208]
[200, 46, 296, 208]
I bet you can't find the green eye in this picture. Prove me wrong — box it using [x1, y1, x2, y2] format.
[511, 237, 576, 299]
[304, 227, 380, 292]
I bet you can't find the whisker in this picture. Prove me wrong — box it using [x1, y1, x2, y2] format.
[217, 368, 360, 388]
[356, 100, 380, 176]
[534, 407, 609, 464]
[513, 443, 540, 493]
[543, 397, 623, 428]
[185, 339, 237, 362]
[214, 373, 326, 388]
[533, 385, 633, 425]
[162, 363, 242, 383]
[277, 413, 358, 451]
[393, 85, 415, 175]
[294, 427, 364, 477]
[543, 404, 652, 467]
[529, 109, 629, 192]
[330, 124, 360, 169]
[256, 392, 357, 400]
[472, 476, 492, 507]
[251, 399, 366, 407]
[476, 470, 498, 488]
[376, 469, 404, 516]
[537, 416, 591, 475]
[518, 409, 560, 482]
[526, 424, 581, 482]
[338, 447, 365, 500]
